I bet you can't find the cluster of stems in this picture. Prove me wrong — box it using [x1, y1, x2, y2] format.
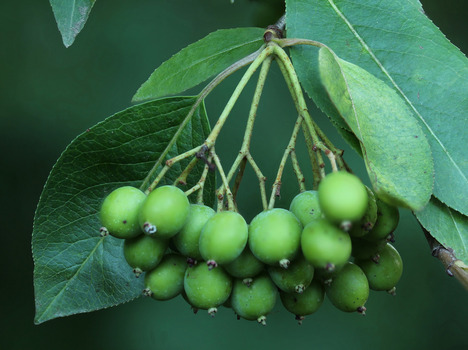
[139, 29, 348, 213]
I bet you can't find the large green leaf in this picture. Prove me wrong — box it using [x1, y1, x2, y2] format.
[416, 197, 468, 264]
[132, 27, 265, 102]
[318, 47, 433, 210]
[286, 0, 468, 216]
[32, 97, 214, 324]
[49, 0, 96, 47]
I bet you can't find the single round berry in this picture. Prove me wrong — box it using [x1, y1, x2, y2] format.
[224, 246, 265, 279]
[355, 243, 403, 291]
[268, 255, 314, 293]
[183, 263, 232, 311]
[364, 199, 400, 241]
[348, 187, 378, 237]
[280, 279, 324, 320]
[138, 185, 190, 239]
[231, 273, 277, 325]
[144, 254, 187, 300]
[123, 235, 168, 275]
[100, 186, 146, 239]
[249, 208, 302, 266]
[289, 190, 322, 226]
[301, 218, 352, 270]
[199, 211, 248, 266]
[172, 204, 215, 260]
[318, 171, 368, 223]
[325, 262, 369, 313]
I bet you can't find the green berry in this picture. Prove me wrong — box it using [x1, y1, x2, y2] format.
[224, 246, 264, 279]
[289, 190, 322, 226]
[184, 263, 232, 315]
[301, 218, 352, 271]
[280, 279, 324, 322]
[268, 255, 314, 293]
[318, 171, 368, 223]
[123, 235, 168, 275]
[364, 199, 399, 241]
[231, 273, 277, 325]
[199, 211, 248, 266]
[100, 186, 146, 239]
[355, 243, 403, 292]
[172, 204, 215, 260]
[138, 185, 190, 239]
[249, 208, 302, 267]
[348, 187, 378, 237]
[326, 262, 369, 313]
[144, 254, 187, 300]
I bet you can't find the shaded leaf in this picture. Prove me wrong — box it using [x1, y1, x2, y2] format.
[49, 0, 96, 47]
[33, 97, 214, 323]
[318, 47, 433, 210]
[286, 0, 468, 216]
[416, 197, 468, 264]
[133, 27, 265, 102]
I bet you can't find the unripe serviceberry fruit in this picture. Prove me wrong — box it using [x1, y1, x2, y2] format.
[144, 253, 187, 300]
[138, 185, 190, 239]
[199, 211, 248, 267]
[318, 171, 368, 223]
[249, 208, 302, 267]
[172, 204, 215, 260]
[123, 235, 168, 276]
[301, 218, 352, 271]
[100, 186, 146, 239]
[289, 190, 322, 226]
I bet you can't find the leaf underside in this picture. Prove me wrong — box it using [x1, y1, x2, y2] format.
[318, 47, 434, 211]
[32, 97, 214, 324]
[49, 0, 96, 47]
[132, 27, 265, 102]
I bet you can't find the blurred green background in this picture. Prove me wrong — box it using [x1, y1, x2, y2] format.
[1, 0, 466, 349]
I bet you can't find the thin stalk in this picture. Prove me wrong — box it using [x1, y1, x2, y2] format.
[246, 153, 268, 210]
[268, 115, 303, 209]
[139, 45, 265, 192]
[290, 150, 306, 192]
[205, 46, 272, 147]
[211, 149, 235, 211]
[174, 157, 199, 185]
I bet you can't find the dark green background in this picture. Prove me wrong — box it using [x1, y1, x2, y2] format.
[1, 0, 466, 349]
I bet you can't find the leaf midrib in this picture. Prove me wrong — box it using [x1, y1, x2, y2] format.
[326, 0, 468, 186]
[154, 37, 262, 89]
[35, 236, 104, 323]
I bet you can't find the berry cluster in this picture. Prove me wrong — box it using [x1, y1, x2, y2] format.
[99, 171, 402, 325]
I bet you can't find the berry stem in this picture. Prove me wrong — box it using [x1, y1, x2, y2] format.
[211, 148, 235, 211]
[221, 56, 273, 211]
[268, 114, 303, 209]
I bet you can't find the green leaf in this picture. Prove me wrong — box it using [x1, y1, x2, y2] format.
[416, 197, 468, 264]
[33, 97, 214, 324]
[132, 27, 265, 102]
[49, 0, 96, 47]
[286, 0, 468, 216]
[318, 47, 433, 210]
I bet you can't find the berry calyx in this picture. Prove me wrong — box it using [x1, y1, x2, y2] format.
[138, 185, 190, 239]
